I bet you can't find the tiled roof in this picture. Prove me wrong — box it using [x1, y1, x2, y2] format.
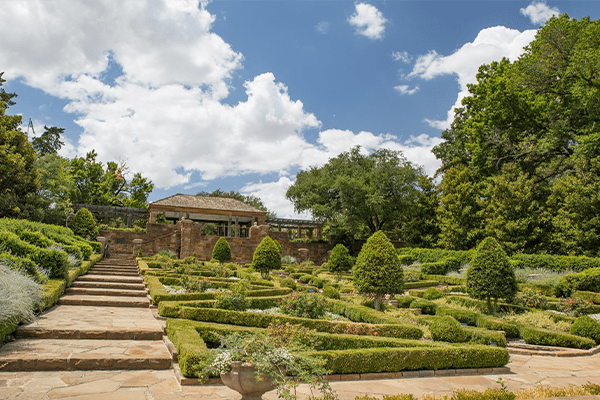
[150, 194, 265, 214]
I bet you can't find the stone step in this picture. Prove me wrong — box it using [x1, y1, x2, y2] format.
[65, 287, 148, 297]
[58, 295, 150, 308]
[85, 270, 140, 277]
[71, 281, 146, 290]
[0, 339, 172, 371]
[77, 275, 144, 284]
[89, 265, 140, 271]
[95, 260, 138, 266]
[16, 325, 163, 340]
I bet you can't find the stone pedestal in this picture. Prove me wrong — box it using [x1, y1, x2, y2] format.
[96, 237, 107, 258]
[179, 219, 193, 259]
[133, 239, 143, 257]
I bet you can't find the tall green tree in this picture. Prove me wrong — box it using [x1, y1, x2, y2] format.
[0, 73, 40, 219]
[286, 146, 425, 240]
[31, 126, 65, 156]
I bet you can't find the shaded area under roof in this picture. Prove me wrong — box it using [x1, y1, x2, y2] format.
[150, 194, 266, 214]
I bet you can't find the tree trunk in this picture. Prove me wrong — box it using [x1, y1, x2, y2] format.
[374, 295, 384, 311]
[486, 297, 492, 314]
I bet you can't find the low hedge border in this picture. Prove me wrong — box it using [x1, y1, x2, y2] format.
[166, 319, 509, 379]
[521, 326, 595, 349]
[328, 300, 404, 325]
[165, 295, 286, 310]
[404, 281, 439, 289]
[159, 304, 423, 339]
[146, 275, 292, 305]
[573, 290, 600, 304]
[422, 274, 466, 285]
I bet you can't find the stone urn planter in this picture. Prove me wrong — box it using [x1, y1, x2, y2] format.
[220, 361, 279, 400]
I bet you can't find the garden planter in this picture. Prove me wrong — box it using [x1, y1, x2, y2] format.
[220, 361, 278, 400]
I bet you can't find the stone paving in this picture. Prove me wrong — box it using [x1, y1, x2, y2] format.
[2, 353, 600, 399]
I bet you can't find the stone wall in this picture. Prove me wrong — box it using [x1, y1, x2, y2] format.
[101, 221, 332, 265]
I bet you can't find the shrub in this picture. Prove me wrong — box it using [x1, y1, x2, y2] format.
[0, 262, 43, 334]
[435, 306, 479, 326]
[279, 291, 328, 319]
[430, 316, 467, 343]
[252, 236, 281, 279]
[281, 255, 298, 265]
[322, 286, 340, 300]
[310, 276, 326, 289]
[570, 315, 600, 344]
[558, 297, 595, 317]
[467, 237, 517, 314]
[515, 288, 548, 309]
[353, 231, 404, 311]
[280, 277, 297, 290]
[409, 298, 437, 315]
[521, 326, 595, 349]
[557, 267, 600, 297]
[69, 208, 99, 240]
[209, 264, 234, 278]
[213, 292, 248, 311]
[328, 244, 353, 281]
[212, 237, 231, 264]
[476, 316, 521, 339]
[422, 287, 444, 301]
[395, 295, 415, 308]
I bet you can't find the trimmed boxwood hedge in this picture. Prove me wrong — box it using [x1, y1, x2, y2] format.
[570, 316, 600, 345]
[476, 316, 521, 339]
[521, 326, 595, 349]
[404, 281, 439, 289]
[573, 290, 600, 304]
[422, 274, 466, 285]
[435, 306, 479, 326]
[159, 304, 423, 339]
[328, 299, 403, 324]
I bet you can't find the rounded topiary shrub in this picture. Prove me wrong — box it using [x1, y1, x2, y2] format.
[409, 298, 437, 315]
[422, 287, 444, 301]
[212, 237, 231, 264]
[328, 244, 353, 281]
[571, 315, 600, 344]
[70, 208, 98, 240]
[466, 237, 517, 314]
[280, 277, 297, 290]
[322, 285, 340, 300]
[353, 230, 404, 311]
[430, 316, 467, 343]
[252, 236, 281, 279]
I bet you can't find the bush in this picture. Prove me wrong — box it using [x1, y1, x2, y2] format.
[409, 298, 437, 315]
[70, 208, 99, 240]
[430, 316, 467, 343]
[521, 326, 595, 349]
[280, 277, 297, 290]
[570, 315, 600, 344]
[558, 297, 595, 317]
[422, 287, 444, 301]
[436, 306, 479, 326]
[328, 244, 353, 280]
[252, 236, 281, 279]
[281, 255, 298, 265]
[557, 267, 600, 297]
[395, 295, 416, 308]
[213, 292, 248, 311]
[279, 291, 328, 319]
[516, 288, 549, 309]
[467, 237, 518, 314]
[353, 231, 404, 311]
[309, 276, 326, 289]
[322, 286, 340, 300]
[212, 237, 231, 264]
[476, 316, 521, 339]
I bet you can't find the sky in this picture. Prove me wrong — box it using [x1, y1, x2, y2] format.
[2, 0, 599, 218]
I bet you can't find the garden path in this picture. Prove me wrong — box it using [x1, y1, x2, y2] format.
[0, 255, 171, 373]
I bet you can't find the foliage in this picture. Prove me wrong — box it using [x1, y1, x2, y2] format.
[278, 291, 329, 319]
[322, 286, 341, 300]
[286, 146, 426, 239]
[557, 268, 600, 297]
[31, 126, 65, 156]
[505, 311, 570, 333]
[353, 231, 404, 310]
[281, 255, 298, 265]
[515, 289, 549, 310]
[180, 275, 211, 293]
[430, 316, 467, 343]
[0, 262, 43, 328]
[0, 74, 40, 220]
[69, 208, 99, 240]
[252, 236, 281, 279]
[212, 237, 232, 265]
[280, 277, 297, 290]
[558, 297, 594, 317]
[328, 244, 353, 281]
[570, 315, 600, 344]
[213, 292, 248, 311]
[467, 238, 518, 314]
[409, 298, 437, 315]
[521, 326, 595, 349]
[422, 288, 444, 301]
[198, 331, 333, 400]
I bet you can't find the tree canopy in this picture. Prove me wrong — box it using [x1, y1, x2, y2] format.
[286, 146, 426, 240]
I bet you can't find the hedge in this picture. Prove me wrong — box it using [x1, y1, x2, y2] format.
[476, 316, 521, 339]
[328, 299, 404, 324]
[446, 296, 528, 314]
[166, 295, 286, 310]
[435, 306, 479, 326]
[422, 274, 466, 285]
[404, 281, 439, 289]
[396, 248, 475, 268]
[512, 253, 600, 273]
[463, 326, 507, 347]
[0, 251, 40, 281]
[308, 345, 509, 374]
[521, 326, 595, 349]
[166, 319, 211, 378]
[159, 304, 423, 339]
[570, 316, 600, 345]
[557, 268, 600, 297]
[573, 290, 600, 304]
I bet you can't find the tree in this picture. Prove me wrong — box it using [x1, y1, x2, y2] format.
[0, 73, 40, 219]
[466, 237, 517, 314]
[327, 244, 353, 281]
[399, 175, 440, 248]
[35, 153, 75, 225]
[353, 230, 404, 311]
[31, 126, 65, 156]
[212, 237, 232, 264]
[197, 189, 276, 218]
[252, 236, 281, 279]
[70, 208, 99, 240]
[286, 146, 425, 239]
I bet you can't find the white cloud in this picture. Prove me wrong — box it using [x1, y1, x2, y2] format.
[315, 21, 330, 35]
[348, 3, 387, 40]
[392, 51, 412, 63]
[241, 177, 310, 219]
[408, 26, 537, 129]
[394, 85, 419, 96]
[520, 2, 560, 25]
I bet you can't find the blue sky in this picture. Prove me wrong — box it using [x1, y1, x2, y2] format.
[2, 1, 599, 217]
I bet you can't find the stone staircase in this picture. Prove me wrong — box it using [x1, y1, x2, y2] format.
[0, 255, 171, 372]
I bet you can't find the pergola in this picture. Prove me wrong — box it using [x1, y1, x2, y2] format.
[147, 194, 267, 238]
[74, 204, 148, 228]
[266, 217, 323, 240]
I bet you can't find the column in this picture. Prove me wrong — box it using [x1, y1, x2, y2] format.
[228, 216, 232, 237]
[298, 225, 302, 239]
[235, 216, 239, 238]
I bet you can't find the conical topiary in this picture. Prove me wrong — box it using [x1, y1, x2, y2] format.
[212, 237, 231, 264]
[328, 244, 353, 281]
[353, 231, 404, 310]
[252, 236, 281, 279]
[466, 237, 517, 314]
[70, 208, 98, 240]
